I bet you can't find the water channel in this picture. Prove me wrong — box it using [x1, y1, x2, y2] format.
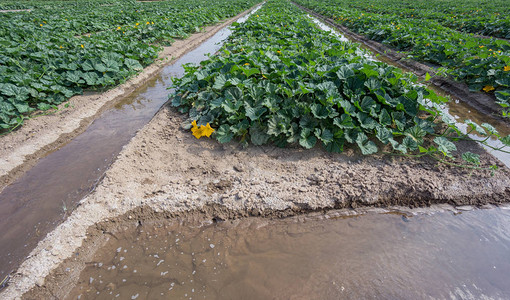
[68, 207, 510, 299]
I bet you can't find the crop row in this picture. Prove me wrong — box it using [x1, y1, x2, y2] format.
[337, 0, 510, 39]
[171, 0, 477, 157]
[0, 0, 260, 130]
[0, 0, 118, 11]
[294, 0, 510, 116]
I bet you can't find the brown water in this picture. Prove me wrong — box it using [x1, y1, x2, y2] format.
[0, 8, 260, 280]
[68, 207, 510, 300]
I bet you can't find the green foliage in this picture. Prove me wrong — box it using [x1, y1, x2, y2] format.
[171, 0, 449, 154]
[0, 0, 260, 130]
[295, 0, 510, 114]
[462, 152, 481, 166]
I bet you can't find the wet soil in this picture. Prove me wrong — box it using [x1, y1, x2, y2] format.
[294, 2, 508, 121]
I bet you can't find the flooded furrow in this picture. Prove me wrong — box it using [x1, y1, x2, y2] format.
[65, 207, 510, 299]
[0, 7, 261, 280]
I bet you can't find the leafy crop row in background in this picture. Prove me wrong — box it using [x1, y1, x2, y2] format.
[294, 0, 510, 117]
[0, 0, 260, 130]
[320, 0, 510, 39]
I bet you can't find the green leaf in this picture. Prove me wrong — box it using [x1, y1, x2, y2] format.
[37, 103, 53, 110]
[336, 66, 354, 80]
[225, 87, 242, 101]
[375, 127, 393, 144]
[250, 123, 270, 145]
[325, 138, 344, 153]
[405, 125, 427, 144]
[299, 128, 317, 149]
[481, 123, 499, 136]
[462, 152, 481, 166]
[267, 115, 288, 136]
[242, 68, 260, 78]
[424, 72, 431, 81]
[379, 108, 391, 126]
[465, 119, 486, 136]
[434, 136, 457, 156]
[391, 111, 406, 131]
[299, 115, 318, 130]
[215, 124, 234, 143]
[500, 136, 510, 147]
[356, 133, 378, 155]
[245, 104, 267, 121]
[82, 72, 99, 85]
[315, 128, 334, 144]
[333, 114, 355, 129]
[125, 58, 143, 71]
[310, 103, 330, 119]
[402, 136, 418, 152]
[213, 74, 228, 90]
[13, 102, 30, 113]
[0, 83, 19, 96]
[357, 112, 378, 130]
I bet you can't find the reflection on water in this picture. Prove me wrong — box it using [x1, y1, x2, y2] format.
[69, 208, 510, 299]
[444, 99, 510, 168]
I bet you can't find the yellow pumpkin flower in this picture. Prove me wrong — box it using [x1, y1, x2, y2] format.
[146, 21, 150, 25]
[202, 123, 215, 137]
[117, 26, 121, 30]
[483, 85, 495, 92]
[504, 66, 510, 72]
[81, 44, 84, 48]
[135, 23, 139, 26]
[191, 121, 215, 139]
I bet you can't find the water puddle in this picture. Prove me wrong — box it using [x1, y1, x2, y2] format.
[67, 208, 510, 299]
[0, 6, 261, 280]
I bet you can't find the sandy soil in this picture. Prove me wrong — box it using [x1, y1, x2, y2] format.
[0, 6, 258, 194]
[2, 102, 510, 299]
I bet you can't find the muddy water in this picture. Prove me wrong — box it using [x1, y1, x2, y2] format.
[0, 8, 260, 280]
[67, 208, 510, 300]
